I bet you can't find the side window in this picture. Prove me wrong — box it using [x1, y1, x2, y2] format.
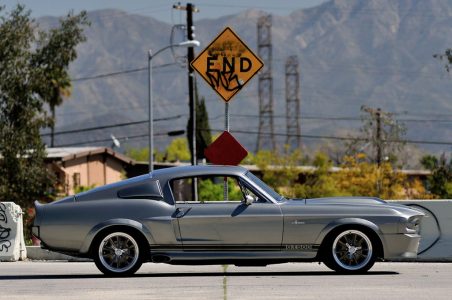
[170, 175, 244, 203]
[239, 181, 269, 204]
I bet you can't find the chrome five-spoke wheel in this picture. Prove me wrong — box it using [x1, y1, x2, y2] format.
[324, 229, 376, 273]
[94, 231, 144, 276]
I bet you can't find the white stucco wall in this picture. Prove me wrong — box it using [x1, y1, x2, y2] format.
[0, 202, 27, 261]
[392, 200, 452, 261]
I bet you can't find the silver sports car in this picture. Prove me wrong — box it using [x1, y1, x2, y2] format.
[33, 165, 423, 276]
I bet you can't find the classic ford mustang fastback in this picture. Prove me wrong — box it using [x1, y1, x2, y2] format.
[33, 165, 423, 275]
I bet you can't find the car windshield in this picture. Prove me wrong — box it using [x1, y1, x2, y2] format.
[245, 171, 285, 202]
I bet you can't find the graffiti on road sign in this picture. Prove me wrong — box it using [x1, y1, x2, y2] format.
[191, 27, 263, 102]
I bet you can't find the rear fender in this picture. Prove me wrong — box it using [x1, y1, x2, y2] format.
[79, 219, 155, 254]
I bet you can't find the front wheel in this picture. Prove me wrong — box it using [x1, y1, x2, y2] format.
[93, 231, 144, 276]
[323, 229, 376, 273]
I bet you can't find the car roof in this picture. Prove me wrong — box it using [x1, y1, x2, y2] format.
[71, 165, 249, 202]
[151, 164, 249, 178]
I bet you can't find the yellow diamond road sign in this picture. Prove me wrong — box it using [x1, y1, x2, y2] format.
[191, 27, 264, 102]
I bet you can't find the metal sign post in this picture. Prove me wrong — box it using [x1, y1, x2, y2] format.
[191, 27, 264, 200]
[224, 102, 230, 201]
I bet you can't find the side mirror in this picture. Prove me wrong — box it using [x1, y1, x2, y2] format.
[244, 195, 254, 205]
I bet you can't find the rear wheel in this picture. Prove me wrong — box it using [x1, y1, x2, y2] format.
[93, 231, 144, 276]
[323, 229, 376, 273]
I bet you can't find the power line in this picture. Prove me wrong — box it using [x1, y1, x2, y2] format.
[71, 62, 179, 82]
[55, 132, 174, 147]
[195, 1, 452, 16]
[65, 125, 452, 147]
[69, 57, 447, 83]
[41, 115, 182, 137]
[56, 102, 190, 117]
[206, 128, 452, 146]
[213, 113, 452, 124]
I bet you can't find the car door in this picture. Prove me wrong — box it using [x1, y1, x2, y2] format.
[171, 175, 283, 250]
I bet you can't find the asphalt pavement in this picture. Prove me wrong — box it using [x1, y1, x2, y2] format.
[0, 261, 450, 299]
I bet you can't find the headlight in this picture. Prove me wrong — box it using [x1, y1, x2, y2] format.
[403, 216, 422, 234]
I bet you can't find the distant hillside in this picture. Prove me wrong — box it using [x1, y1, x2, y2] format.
[39, 0, 452, 157]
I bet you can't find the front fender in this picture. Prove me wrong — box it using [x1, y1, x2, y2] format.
[314, 218, 382, 245]
[79, 218, 155, 254]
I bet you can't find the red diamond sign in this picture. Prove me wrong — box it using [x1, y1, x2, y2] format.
[204, 131, 248, 165]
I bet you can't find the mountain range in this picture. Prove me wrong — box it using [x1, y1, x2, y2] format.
[38, 0, 452, 161]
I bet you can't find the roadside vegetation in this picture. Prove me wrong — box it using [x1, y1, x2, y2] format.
[0, 5, 89, 210]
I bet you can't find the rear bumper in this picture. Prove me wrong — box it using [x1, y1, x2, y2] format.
[382, 233, 421, 260]
[32, 226, 40, 239]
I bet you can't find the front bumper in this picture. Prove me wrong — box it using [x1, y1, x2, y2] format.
[382, 233, 422, 260]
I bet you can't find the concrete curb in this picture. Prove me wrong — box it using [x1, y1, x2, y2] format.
[26, 246, 91, 262]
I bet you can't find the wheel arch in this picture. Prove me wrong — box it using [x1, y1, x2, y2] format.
[316, 219, 384, 259]
[79, 219, 154, 255]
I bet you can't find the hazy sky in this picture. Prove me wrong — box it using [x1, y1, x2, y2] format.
[2, 0, 328, 22]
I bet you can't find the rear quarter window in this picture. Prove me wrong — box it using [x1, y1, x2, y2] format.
[117, 180, 163, 200]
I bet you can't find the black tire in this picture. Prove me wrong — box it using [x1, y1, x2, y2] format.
[93, 230, 145, 276]
[322, 228, 376, 274]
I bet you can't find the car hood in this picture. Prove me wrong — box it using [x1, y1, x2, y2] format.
[303, 197, 386, 206]
[286, 197, 423, 216]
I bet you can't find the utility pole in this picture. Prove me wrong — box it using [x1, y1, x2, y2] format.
[376, 108, 382, 166]
[173, 3, 199, 166]
[362, 106, 382, 166]
[361, 106, 383, 197]
[187, 3, 196, 167]
[285, 56, 301, 149]
[173, 3, 199, 201]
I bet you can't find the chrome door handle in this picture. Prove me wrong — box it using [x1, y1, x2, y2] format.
[175, 208, 186, 218]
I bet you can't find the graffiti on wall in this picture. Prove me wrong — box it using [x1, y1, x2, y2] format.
[0, 202, 12, 252]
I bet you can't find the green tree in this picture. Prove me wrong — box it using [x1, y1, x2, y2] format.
[254, 147, 307, 198]
[294, 152, 342, 198]
[421, 154, 452, 198]
[420, 155, 438, 171]
[125, 147, 149, 162]
[196, 97, 212, 159]
[32, 11, 89, 146]
[198, 178, 242, 202]
[254, 147, 302, 194]
[165, 138, 190, 162]
[0, 5, 88, 209]
[125, 147, 164, 163]
[334, 154, 406, 199]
